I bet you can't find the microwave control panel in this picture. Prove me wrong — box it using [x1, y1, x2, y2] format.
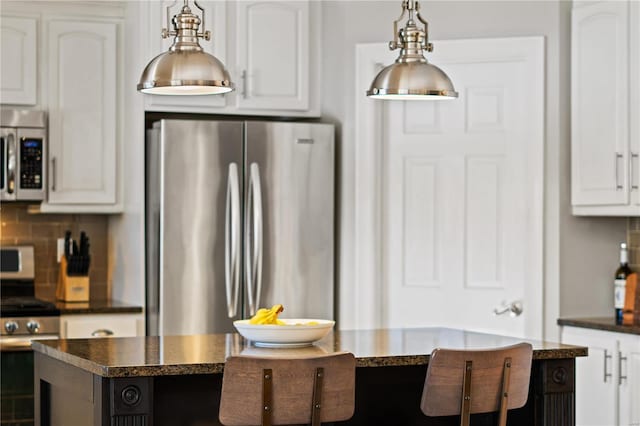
[20, 138, 43, 189]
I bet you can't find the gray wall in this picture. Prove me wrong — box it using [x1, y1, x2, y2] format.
[322, 0, 627, 340]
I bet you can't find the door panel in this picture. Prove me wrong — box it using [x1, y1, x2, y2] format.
[245, 122, 334, 319]
[157, 120, 243, 335]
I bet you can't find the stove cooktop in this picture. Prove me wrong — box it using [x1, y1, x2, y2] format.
[0, 297, 60, 317]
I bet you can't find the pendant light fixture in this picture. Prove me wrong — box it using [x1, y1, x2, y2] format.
[138, 0, 233, 95]
[367, 0, 457, 100]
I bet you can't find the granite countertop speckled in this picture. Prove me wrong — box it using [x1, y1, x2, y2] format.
[558, 317, 640, 335]
[54, 299, 143, 315]
[32, 327, 587, 378]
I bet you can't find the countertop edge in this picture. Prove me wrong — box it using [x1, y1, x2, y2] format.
[32, 344, 587, 378]
[557, 317, 640, 336]
[55, 300, 143, 315]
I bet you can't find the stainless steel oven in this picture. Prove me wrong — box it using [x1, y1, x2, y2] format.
[0, 109, 47, 202]
[1, 245, 59, 426]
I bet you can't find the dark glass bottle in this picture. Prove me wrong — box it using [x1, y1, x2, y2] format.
[614, 243, 632, 325]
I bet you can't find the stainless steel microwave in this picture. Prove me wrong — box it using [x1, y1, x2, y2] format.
[0, 109, 46, 201]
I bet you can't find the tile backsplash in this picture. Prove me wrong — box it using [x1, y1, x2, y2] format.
[0, 203, 109, 301]
[628, 217, 640, 270]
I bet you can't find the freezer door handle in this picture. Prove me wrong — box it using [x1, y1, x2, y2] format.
[245, 163, 263, 316]
[225, 163, 241, 317]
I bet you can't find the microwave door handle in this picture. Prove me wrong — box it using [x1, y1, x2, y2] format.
[225, 163, 241, 318]
[245, 163, 263, 316]
[7, 133, 15, 194]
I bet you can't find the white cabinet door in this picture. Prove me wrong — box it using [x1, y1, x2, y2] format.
[572, 1, 630, 207]
[46, 19, 119, 206]
[631, 0, 640, 208]
[143, 0, 228, 112]
[618, 333, 640, 426]
[562, 328, 618, 426]
[234, 0, 309, 111]
[0, 15, 37, 105]
[60, 314, 143, 339]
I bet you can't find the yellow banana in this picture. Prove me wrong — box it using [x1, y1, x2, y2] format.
[249, 304, 285, 325]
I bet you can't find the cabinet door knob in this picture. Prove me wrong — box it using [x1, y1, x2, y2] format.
[91, 329, 114, 337]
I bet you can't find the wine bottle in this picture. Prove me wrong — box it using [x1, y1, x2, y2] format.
[614, 243, 632, 325]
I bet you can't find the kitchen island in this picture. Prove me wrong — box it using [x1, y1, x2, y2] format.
[32, 327, 586, 426]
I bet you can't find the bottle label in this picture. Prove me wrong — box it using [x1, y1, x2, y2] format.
[614, 279, 626, 309]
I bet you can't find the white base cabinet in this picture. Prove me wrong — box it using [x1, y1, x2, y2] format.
[60, 313, 144, 339]
[561, 326, 640, 426]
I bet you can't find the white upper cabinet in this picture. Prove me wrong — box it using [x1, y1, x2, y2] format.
[571, 0, 640, 216]
[0, 16, 37, 105]
[43, 16, 122, 211]
[142, 0, 319, 116]
[143, 0, 228, 112]
[233, 0, 309, 111]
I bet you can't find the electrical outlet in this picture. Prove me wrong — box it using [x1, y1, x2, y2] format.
[57, 238, 65, 263]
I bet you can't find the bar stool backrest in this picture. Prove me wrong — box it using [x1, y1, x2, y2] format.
[421, 342, 533, 426]
[219, 352, 356, 426]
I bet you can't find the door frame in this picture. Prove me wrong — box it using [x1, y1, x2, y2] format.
[348, 37, 544, 339]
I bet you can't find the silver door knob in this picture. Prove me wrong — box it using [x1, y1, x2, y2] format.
[493, 301, 523, 317]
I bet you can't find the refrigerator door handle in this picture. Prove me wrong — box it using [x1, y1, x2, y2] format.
[225, 163, 241, 317]
[245, 162, 263, 315]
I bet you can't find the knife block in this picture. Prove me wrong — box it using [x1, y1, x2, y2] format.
[57, 256, 90, 302]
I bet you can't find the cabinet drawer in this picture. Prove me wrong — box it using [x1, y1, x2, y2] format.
[61, 314, 142, 339]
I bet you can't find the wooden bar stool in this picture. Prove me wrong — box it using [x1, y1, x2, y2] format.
[420, 342, 533, 426]
[219, 352, 356, 426]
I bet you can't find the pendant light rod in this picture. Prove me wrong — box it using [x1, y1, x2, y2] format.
[162, 0, 210, 41]
[390, 1, 432, 54]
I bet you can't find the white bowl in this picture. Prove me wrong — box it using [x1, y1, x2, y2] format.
[233, 319, 335, 347]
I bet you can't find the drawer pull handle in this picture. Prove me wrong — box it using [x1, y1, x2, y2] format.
[91, 329, 114, 337]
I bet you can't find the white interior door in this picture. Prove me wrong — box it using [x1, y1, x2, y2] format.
[379, 38, 544, 338]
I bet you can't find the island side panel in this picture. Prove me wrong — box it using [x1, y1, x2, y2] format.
[34, 352, 103, 425]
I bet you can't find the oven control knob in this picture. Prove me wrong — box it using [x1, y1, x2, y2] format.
[26, 321, 40, 334]
[4, 321, 18, 334]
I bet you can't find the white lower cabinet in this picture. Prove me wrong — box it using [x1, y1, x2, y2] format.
[60, 313, 144, 339]
[561, 326, 640, 426]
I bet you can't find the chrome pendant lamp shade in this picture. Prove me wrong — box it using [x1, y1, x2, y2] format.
[138, 1, 233, 95]
[367, 0, 457, 100]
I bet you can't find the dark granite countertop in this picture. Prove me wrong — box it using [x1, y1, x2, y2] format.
[54, 299, 143, 315]
[32, 327, 587, 378]
[558, 317, 640, 335]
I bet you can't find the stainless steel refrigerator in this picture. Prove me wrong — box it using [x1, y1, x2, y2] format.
[145, 119, 335, 335]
